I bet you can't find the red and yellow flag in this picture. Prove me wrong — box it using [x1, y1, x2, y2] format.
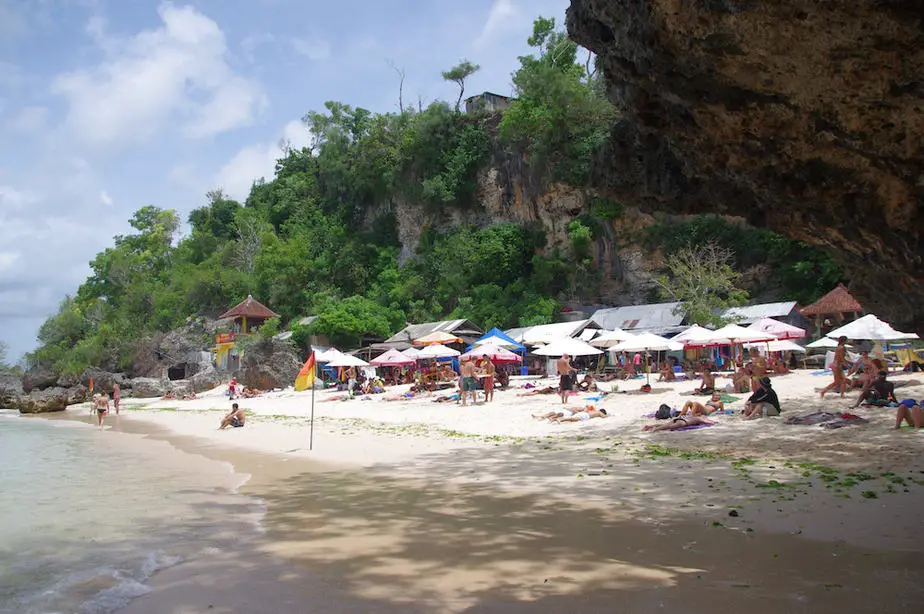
[294, 353, 316, 392]
[88, 376, 94, 393]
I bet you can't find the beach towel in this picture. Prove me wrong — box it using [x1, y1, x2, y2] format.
[673, 423, 715, 431]
[583, 394, 606, 402]
[719, 393, 741, 404]
[784, 412, 838, 425]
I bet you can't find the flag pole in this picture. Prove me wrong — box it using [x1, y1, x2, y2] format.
[309, 365, 316, 451]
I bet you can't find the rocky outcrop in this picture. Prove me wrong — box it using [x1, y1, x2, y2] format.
[23, 365, 58, 392]
[16, 387, 70, 414]
[0, 370, 23, 408]
[239, 340, 302, 391]
[80, 368, 126, 393]
[130, 317, 213, 378]
[567, 0, 923, 331]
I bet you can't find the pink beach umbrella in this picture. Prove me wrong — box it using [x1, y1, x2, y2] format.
[462, 342, 522, 364]
[370, 349, 416, 367]
[747, 318, 806, 340]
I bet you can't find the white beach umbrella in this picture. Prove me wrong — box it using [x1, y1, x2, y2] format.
[806, 337, 853, 349]
[697, 324, 777, 346]
[315, 347, 345, 363]
[825, 314, 919, 341]
[747, 317, 806, 340]
[461, 342, 522, 363]
[671, 324, 716, 347]
[590, 328, 635, 348]
[533, 337, 603, 357]
[744, 339, 807, 353]
[325, 354, 370, 368]
[370, 349, 416, 367]
[417, 343, 461, 359]
[400, 346, 422, 359]
[608, 332, 682, 385]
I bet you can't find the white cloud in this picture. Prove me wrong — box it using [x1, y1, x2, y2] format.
[52, 2, 266, 146]
[475, 0, 519, 48]
[0, 185, 38, 209]
[99, 190, 113, 206]
[215, 119, 313, 201]
[6, 106, 48, 133]
[291, 36, 330, 60]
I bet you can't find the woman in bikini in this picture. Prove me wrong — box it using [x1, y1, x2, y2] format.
[643, 414, 715, 432]
[94, 393, 110, 430]
[681, 392, 724, 416]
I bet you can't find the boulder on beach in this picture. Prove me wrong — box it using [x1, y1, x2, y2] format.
[0, 370, 24, 408]
[188, 363, 222, 393]
[239, 339, 301, 391]
[22, 365, 58, 392]
[16, 387, 71, 414]
[129, 377, 168, 398]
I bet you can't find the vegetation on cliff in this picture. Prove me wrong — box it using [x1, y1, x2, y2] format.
[27, 16, 842, 375]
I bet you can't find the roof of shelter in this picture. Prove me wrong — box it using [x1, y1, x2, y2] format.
[218, 295, 280, 320]
[384, 319, 483, 344]
[800, 284, 863, 316]
[504, 319, 600, 344]
[590, 302, 685, 335]
[722, 301, 799, 324]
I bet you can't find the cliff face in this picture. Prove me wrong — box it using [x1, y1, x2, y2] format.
[567, 0, 923, 330]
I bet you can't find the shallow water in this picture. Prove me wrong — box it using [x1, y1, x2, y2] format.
[0, 412, 263, 614]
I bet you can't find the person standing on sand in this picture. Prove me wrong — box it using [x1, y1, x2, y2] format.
[820, 336, 849, 398]
[481, 355, 496, 403]
[112, 383, 120, 415]
[344, 366, 357, 394]
[557, 353, 575, 404]
[459, 357, 477, 406]
[94, 393, 110, 430]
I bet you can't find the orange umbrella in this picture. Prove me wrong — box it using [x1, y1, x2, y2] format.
[413, 331, 463, 346]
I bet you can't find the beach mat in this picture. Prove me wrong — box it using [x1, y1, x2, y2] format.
[719, 393, 741, 404]
[674, 423, 715, 431]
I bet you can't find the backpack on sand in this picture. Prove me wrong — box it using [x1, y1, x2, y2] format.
[655, 404, 672, 420]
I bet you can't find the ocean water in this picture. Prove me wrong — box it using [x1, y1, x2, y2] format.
[0, 412, 264, 614]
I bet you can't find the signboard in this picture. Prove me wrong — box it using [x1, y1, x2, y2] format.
[216, 333, 237, 345]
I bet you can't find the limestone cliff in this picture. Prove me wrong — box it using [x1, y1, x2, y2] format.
[567, 0, 923, 329]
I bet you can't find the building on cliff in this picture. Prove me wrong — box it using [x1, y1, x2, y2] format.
[722, 301, 809, 331]
[464, 91, 514, 115]
[213, 295, 280, 370]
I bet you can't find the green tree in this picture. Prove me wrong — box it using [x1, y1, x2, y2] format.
[655, 242, 749, 327]
[441, 60, 480, 112]
[309, 295, 404, 348]
[0, 340, 10, 370]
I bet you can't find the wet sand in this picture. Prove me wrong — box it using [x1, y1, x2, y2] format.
[45, 412, 923, 614]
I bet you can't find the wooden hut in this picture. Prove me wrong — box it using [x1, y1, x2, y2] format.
[214, 295, 280, 370]
[800, 284, 863, 337]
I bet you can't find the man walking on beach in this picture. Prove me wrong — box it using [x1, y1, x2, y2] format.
[94, 393, 110, 430]
[112, 383, 121, 415]
[820, 336, 849, 398]
[557, 353, 575, 404]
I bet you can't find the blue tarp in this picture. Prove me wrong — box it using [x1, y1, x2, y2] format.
[468, 327, 526, 353]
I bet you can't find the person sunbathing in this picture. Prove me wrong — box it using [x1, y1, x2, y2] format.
[643, 414, 715, 431]
[893, 399, 922, 430]
[240, 387, 261, 398]
[182, 392, 197, 400]
[161, 391, 177, 400]
[219, 403, 246, 429]
[681, 392, 724, 416]
[533, 406, 588, 421]
[552, 408, 608, 422]
[518, 386, 557, 396]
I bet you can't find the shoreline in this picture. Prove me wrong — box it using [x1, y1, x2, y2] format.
[29, 371, 924, 612]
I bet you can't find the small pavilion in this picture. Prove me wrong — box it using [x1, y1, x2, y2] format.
[800, 283, 863, 337]
[214, 295, 280, 370]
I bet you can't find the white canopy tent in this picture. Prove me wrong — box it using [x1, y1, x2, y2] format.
[695, 324, 777, 346]
[400, 347, 422, 359]
[743, 339, 807, 353]
[325, 354, 370, 368]
[671, 324, 715, 347]
[825, 314, 919, 341]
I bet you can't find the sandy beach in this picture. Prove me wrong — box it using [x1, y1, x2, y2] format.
[55, 370, 924, 612]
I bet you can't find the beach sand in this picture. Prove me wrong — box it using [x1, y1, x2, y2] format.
[59, 370, 924, 612]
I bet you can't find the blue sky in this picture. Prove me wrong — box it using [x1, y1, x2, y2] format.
[0, 0, 571, 360]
